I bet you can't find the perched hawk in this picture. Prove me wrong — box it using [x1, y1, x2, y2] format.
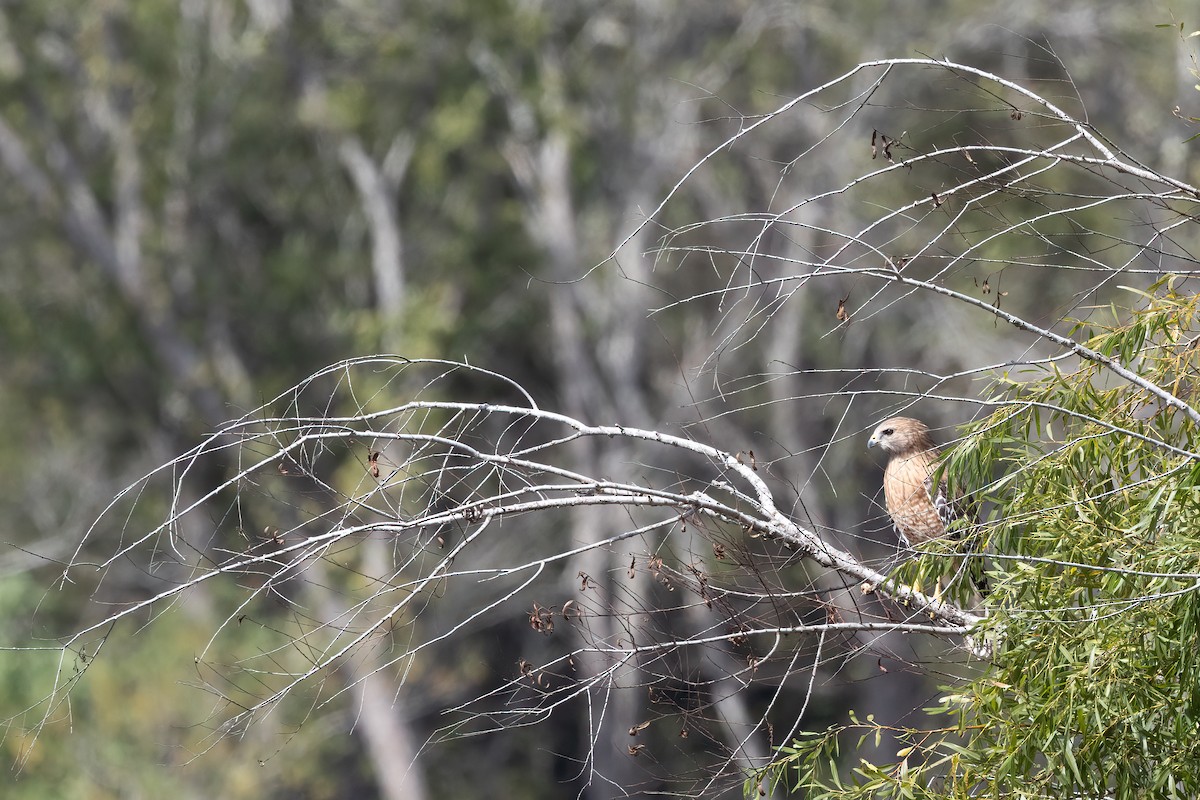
[867, 416, 964, 549]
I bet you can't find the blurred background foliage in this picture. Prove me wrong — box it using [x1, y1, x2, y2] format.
[0, 0, 1196, 797]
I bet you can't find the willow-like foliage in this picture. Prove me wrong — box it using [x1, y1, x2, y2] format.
[757, 283, 1200, 798]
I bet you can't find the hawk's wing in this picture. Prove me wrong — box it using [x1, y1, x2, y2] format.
[926, 475, 966, 538]
[924, 474, 988, 594]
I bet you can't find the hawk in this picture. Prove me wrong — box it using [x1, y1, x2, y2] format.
[867, 416, 965, 549]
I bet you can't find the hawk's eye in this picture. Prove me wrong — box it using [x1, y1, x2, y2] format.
[882, 428, 893, 436]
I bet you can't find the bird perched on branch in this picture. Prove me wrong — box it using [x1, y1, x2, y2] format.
[867, 416, 988, 596]
[867, 416, 966, 548]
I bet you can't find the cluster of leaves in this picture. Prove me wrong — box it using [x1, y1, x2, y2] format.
[752, 280, 1200, 798]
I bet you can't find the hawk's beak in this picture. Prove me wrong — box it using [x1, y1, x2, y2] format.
[867, 436, 878, 449]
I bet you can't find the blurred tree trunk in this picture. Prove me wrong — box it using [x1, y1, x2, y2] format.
[489, 57, 647, 794]
[316, 540, 430, 800]
[337, 133, 413, 350]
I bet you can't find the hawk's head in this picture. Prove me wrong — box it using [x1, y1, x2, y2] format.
[867, 416, 936, 457]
